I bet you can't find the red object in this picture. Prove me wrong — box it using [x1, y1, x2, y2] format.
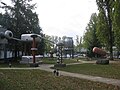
[31, 34, 38, 63]
[93, 47, 106, 56]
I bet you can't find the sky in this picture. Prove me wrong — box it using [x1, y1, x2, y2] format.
[1, 0, 98, 41]
[33, 0, 98, 39]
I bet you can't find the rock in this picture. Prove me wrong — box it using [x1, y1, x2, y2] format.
[54, 63, 66, 67]
[96, 59, 109, 65]
[30, 63, 39, 67]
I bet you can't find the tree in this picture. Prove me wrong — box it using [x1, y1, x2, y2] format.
[113, 0, 120, 50]
[96, 0, 114, 60]
[0, 0, 43, 59]
[44, 35, 54, 54]
[37, 33, 45, 55]
[75, 35, 82, 53]
[1, 0, 41, 37]
[96, 9, 109, 47]
[83, 13, 101, 57]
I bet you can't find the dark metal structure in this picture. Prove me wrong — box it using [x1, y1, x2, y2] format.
[63, 37, 74, 58]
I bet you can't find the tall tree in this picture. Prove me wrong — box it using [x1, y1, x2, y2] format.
[1, 0, 41, 38]
[37, 33, 45, 55]
[83, 13, 101, 57]
[96, 0, 114, 60]
[113, 0, 120, 50]
[44, 35, 54, 54]
[75, 35, 82, 53]
[96, 9, 109, 46]
[0, 0, 43, 58]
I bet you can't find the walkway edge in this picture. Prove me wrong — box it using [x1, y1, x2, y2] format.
[59, 71, 120, 86]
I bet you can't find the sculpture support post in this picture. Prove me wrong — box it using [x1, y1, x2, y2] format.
[31, 34, 38, 64]
[32, 37, 36, 63]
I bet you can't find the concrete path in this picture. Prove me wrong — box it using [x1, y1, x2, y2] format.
[60, 71, 120, 86]
[0, 63, 120, 86]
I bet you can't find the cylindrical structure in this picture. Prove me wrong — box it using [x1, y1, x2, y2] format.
[93, 47, 106, 56]
[64, 37, 74, 58]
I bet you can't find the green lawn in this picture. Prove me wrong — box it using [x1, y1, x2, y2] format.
[0, 58, 78, 68]
[0, 69, 119, 90]
[42, 58, 78, 64]
[56, 63, 120, 79]
[0, 62, 29, 68]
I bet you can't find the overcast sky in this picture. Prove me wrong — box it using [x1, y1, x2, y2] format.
[34, 0, 98, 40]
[1, 0, 98, 41]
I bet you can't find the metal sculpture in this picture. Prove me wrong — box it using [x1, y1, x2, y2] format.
[93, 47, 109, 65]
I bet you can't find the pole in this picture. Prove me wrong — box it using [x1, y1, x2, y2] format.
[61, 46, 62, 64]
[32, 37, 36, 63]
[31, 34, 38, 64]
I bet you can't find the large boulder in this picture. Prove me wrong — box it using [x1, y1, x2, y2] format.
[30, 63, 39, 67]
[54, 63, 66, 67]
[96, 59, 109, 65]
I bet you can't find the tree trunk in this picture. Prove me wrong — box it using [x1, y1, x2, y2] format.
[106, 2, 113, 60]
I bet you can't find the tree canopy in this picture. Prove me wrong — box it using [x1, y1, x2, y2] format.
[83, 13, 101, 57]
[113, 0, 120, 50]
[0, 0, 42, 38]
[83, 0, 120, 59]
[0, 0, 44, 58]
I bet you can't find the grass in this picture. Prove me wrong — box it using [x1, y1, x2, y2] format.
[42, 58, 78, 64]
[0, 62, 29, 68]
[0, 69, 119, 90]
[0, 58, 78, 68]
[56, 63, 120, 79]
[42, 58, 56, 64]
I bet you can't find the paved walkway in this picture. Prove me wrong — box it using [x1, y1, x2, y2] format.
[0, 63, 120, 86]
